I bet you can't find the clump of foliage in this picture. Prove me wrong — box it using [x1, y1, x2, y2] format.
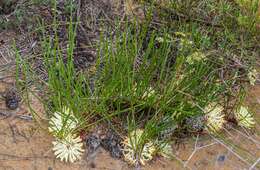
[235, 0, 260, 29]
[15, 0, 258, 167]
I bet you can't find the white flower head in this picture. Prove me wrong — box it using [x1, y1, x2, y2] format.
[122, 129, 155, 166]
[204, 103, 226, 133]
[49, 107, 78, 135]
[234, 106, 255, 129]
[248, 68, 258, 86]
[52, 134, 84, 163]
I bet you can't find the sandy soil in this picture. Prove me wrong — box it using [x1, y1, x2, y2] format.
[0, 31, 259, 170]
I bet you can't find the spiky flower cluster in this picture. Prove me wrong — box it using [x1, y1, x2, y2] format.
[122, 129, 155, 166]
[234, 106, 255, 129]
[52, 134, 84, 163]
[49, 107, 84, 163]
[49, 107, 78, 135]
[204, 103, 226, 133]
[247, 68, 257, 86]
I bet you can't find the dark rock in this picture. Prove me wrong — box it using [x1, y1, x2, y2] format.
[217, 155, 226, 162]
[89, 162, 96, 168]
[101, 131, 123, 158]
[86, 135, 101, 154]
[4, 87, 20, 110]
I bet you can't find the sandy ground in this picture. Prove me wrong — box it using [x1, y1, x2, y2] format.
[0, 31, 259, 170]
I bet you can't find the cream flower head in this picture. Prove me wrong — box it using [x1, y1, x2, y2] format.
[122, 129, 156, 166]
[248, 68, 258, 86]
[234, 106, 255, 129]
[52, 134, 84, 163]
[204, 103, 226, 133]
[49, 107, 78, 135]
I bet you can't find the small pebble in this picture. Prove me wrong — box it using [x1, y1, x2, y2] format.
[90, 162, 96, 168]
[217, 155, 226, 162]
[5, 87, 20, 110]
